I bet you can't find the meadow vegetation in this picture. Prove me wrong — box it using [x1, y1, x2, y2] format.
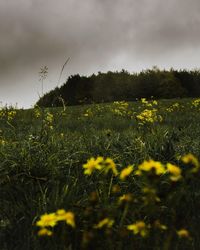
[1, 98, 200, 249]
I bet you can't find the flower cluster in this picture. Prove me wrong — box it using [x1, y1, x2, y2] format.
[36, 209, 75, 236]
[111, 101, 132, 118]
[83, 156, 118, 176]
[82, 154, 200, 183]
[35, 153, 197, 247]
[127, 221, 148, 237]
[136, 108, 162, 125]
[140, 98, 158, 107]
[83, 108, 93, 117]
[44, 112, 54, 130]
[191, 98, 200, 108]
[34, 105, 41, 118]
[0, 109, 17, 121]
[166, 102, 181, 112]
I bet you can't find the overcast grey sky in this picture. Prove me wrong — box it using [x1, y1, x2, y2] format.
[1, 0, 200, 108]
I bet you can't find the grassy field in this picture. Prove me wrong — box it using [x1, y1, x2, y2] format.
[1, 98, 200, 250]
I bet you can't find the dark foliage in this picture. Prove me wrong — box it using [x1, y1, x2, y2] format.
[36, 68, 200, 107]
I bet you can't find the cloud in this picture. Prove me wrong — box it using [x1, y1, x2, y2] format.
[1, 0, 200, 107]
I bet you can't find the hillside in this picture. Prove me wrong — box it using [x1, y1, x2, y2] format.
[1, 98, 200, 249]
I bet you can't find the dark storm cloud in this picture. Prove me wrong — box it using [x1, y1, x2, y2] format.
[1, 0, 200, 107]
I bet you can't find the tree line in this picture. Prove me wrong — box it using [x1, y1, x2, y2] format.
[36, 67, 200, 107]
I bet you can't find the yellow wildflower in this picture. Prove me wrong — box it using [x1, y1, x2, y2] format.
[7, 110, 17, 121]
[154, 220, 167, 230]
[192, 98, 200, 108]
[46, 112, 54, 123]
[34, 109, 41, 118]
[127, 221, 148, 237]
[152, 100, 158, 105]
[83, 157, 103, 175]
[136, 159, 166, 176]
[38, 228, 52, 236]
[181, 153, 199, 172]
[103, 158, 118, 176]
[136, 108, 162, 125]
[120, 165, 134, 180]
[56, 210, 75, 228]
[36, 213, 57, 228]
[118, 194, 133, 204]
[94, 218, 114, 229]
[177, 229, 190, 238]
[166, 163, 182, 181]
[0, 139, 6, 146]
[141, 98, 148, 105]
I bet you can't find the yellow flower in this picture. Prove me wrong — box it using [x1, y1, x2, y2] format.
[136, 108, 162, 125]
[36, 213, 57, 228]
[192, 98, 200, 107]
[141, 98, 148, 104]
[38, 228, 52, 236]
[103, 158, 118, 176]
[181, 153, 199, 172]
[94, 218, 114, 229]
[46, 112, 53, 123]
[56, 209, 76, 228]
[83, 157, 118, 176]
[166, 163, 182, 181]
[127, 221, 148, 237]
[118, 194, 133, 204]
[34, 109, 41, 118]
[120, 165, 134, 180]
[177, 229, 190, 238]
[0, 139, 6, 146]
[83, 157, 103, 175]
[137, 159, 166, 176]
[152, 100, 158, 105]
[154, 220, 167, 230]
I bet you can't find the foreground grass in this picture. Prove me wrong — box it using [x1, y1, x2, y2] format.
[1, 98, 200, 249]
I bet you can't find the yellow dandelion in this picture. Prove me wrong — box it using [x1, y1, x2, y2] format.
[83, 157, 103, 175]
[36, 213, 57, 228]
[152, 100, 158, 105]
[118, 193, 133, 204]
[94, 218, 114, 229]
[154, 220, 167, 230]
[120, 165, 134, 180]
[127, 221, 148, 237]
[177, 229, 190, 238]
[138, 159, 166, 175]
[38, 228, 52, 236]
[166, 163, 182, 181]
[56, 209, 75, 228]
[46, 112, 54, 123]
[181, 153, 199, 172]
[103, 158, 118, 176]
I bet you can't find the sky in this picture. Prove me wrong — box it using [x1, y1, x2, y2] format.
[1, 0, 200, 108]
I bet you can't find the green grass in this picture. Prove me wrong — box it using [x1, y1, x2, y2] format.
[1, 98, 200, 249]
